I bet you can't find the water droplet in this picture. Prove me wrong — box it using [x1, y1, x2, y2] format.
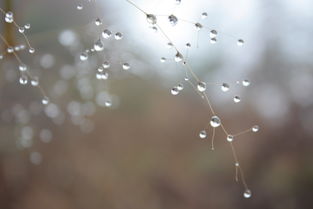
[221, 83, 230, 92]
[235, 162, 240, 167]
[201, 12, 208, 19]
[31, 77, 39, 86]
[102, 29, 112, 39]
[19, 75, 28, 85]
[186, 43, 191, 48]
[199, 130, 207, 139]
[177, 83, 184, 91]
[146, 14, 157, 25]
[114, 32, 123, 40]
[7, 46, 14, 53]
[122, 63, 130, 70]
[171, 87, 179, 95]
[95, 18, 102, 26]
[29, 48, 35, 54]
[197, 82, 206, 92]
[242, 80, 250, 87]
[80, 52, 88, 61]
[168, 14, 178, 26]
[194, 23, 203, 30]
[210, 30, 218, 38]
[42, 96, 50, 105]
[243, 189, 252, 198]
[174, 52, 183, 62]
[210, 38, 217, 44]
[105, 100, 112, 107]
[227, 135, 234, 142]
[24, 24, 31, 29]
[210, 116, 221, 128]
[18, 27, 25, 33]
[19, 64, 27, 72]
[237, 39, 244, 46]
[167, 42, 174, 48]
[102, 61, 110, 69]
[94, 39, 104, 51]
[160, 57, 166, 63]
[5, 12, 14, 23]
[175, 0, 182, 5]
[234, 96, 241, 103]
[252, 125, 259, 132]
[77, 4, 83, 10]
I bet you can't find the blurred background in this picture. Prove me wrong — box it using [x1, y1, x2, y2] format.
[1, 0, 313, 208]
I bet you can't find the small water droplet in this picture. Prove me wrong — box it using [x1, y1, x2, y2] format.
[77, 4, 83, 10]
[29, 48, 35, 54]
[199, 130, 207, 139]
[168, 14, 178, 26]
[122, 63, 130, 70]
[18, 27, 25, 33]
[210, 38, 217, 44]
[227, 135, 234, 142]
[252, 125, 259, 132]
[94, 39, 104, 51]
[160, 57, 166, 63]
[237, 39, 244, 46]
[221, 83, 230, 92]
[102, 29, 112, 39]
[194, 23, 203, 30]
[19, 75, 28, 85]
[19, 64, 27, 72]
[42, 96, 50, 105]
[197, 82, 206, 92]
[80, 52, 88, 61]
[174, 52, 183, 62]
[31, 77, 39, 86]
[243, 189, 252, 198]
[171, 87, 179, 95]
[177, 83, 184, 91]
[102, 61, 110, 69]
[201, 12, 208, 19]
[242, 79, 250, 87]
[210, 30, 218, 38]
[146, 14, 157, 25]
[234, 96, 241, 103]
[210, 116, 221, 128]
[114, 32, 123, 40]
[95, 18, 102, 26]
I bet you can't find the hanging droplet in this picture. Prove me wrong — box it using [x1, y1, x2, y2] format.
[146, 14, 157, 25]
[19, 75, 28, 85]
[19, 64, 27, 72]
[174, 52, 183, 62]
[29, 48, 35, 54]
[237, 39, 244, 46]
[102, 29, 112, 39]
[160, 57, 166, 63]
[221, 83, 230, 92]
[168, 14, 178, 26]
[122, 63, 130, 70]
[210, 30, 218, 38]
[201, 12, 208, 19]
[102, 61, 110, 69]
[234, 96, 241, 103]
[80, 52, 88, 61]
[227, 135, 234, 142]
[242, 80, 250, 87]
[210, 116, 221, 128]
[243, 189, 252, 198]
[24, 24, 31, 29]
[7, 47, 14, 53]
[210, 38, 217, 44]
[194, 23, 203, 31]
[114, 32, 123, 40]
[177, 83, 184, 91]
[94, 39, 104, 51]
[197, 82, 206, 92]
[171, 87, 179, 95]
[95, 18, 102, 26]
[252, 125, 259, 132]
[18, 27, 25, 33]
[42, 96, 50, 105]
[31, 77, 39, 86]
[77, 4, 83, 10]
[199, 130, 207, 139]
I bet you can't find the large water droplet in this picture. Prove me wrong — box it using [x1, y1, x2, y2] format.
[210, 116, 221, 128]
